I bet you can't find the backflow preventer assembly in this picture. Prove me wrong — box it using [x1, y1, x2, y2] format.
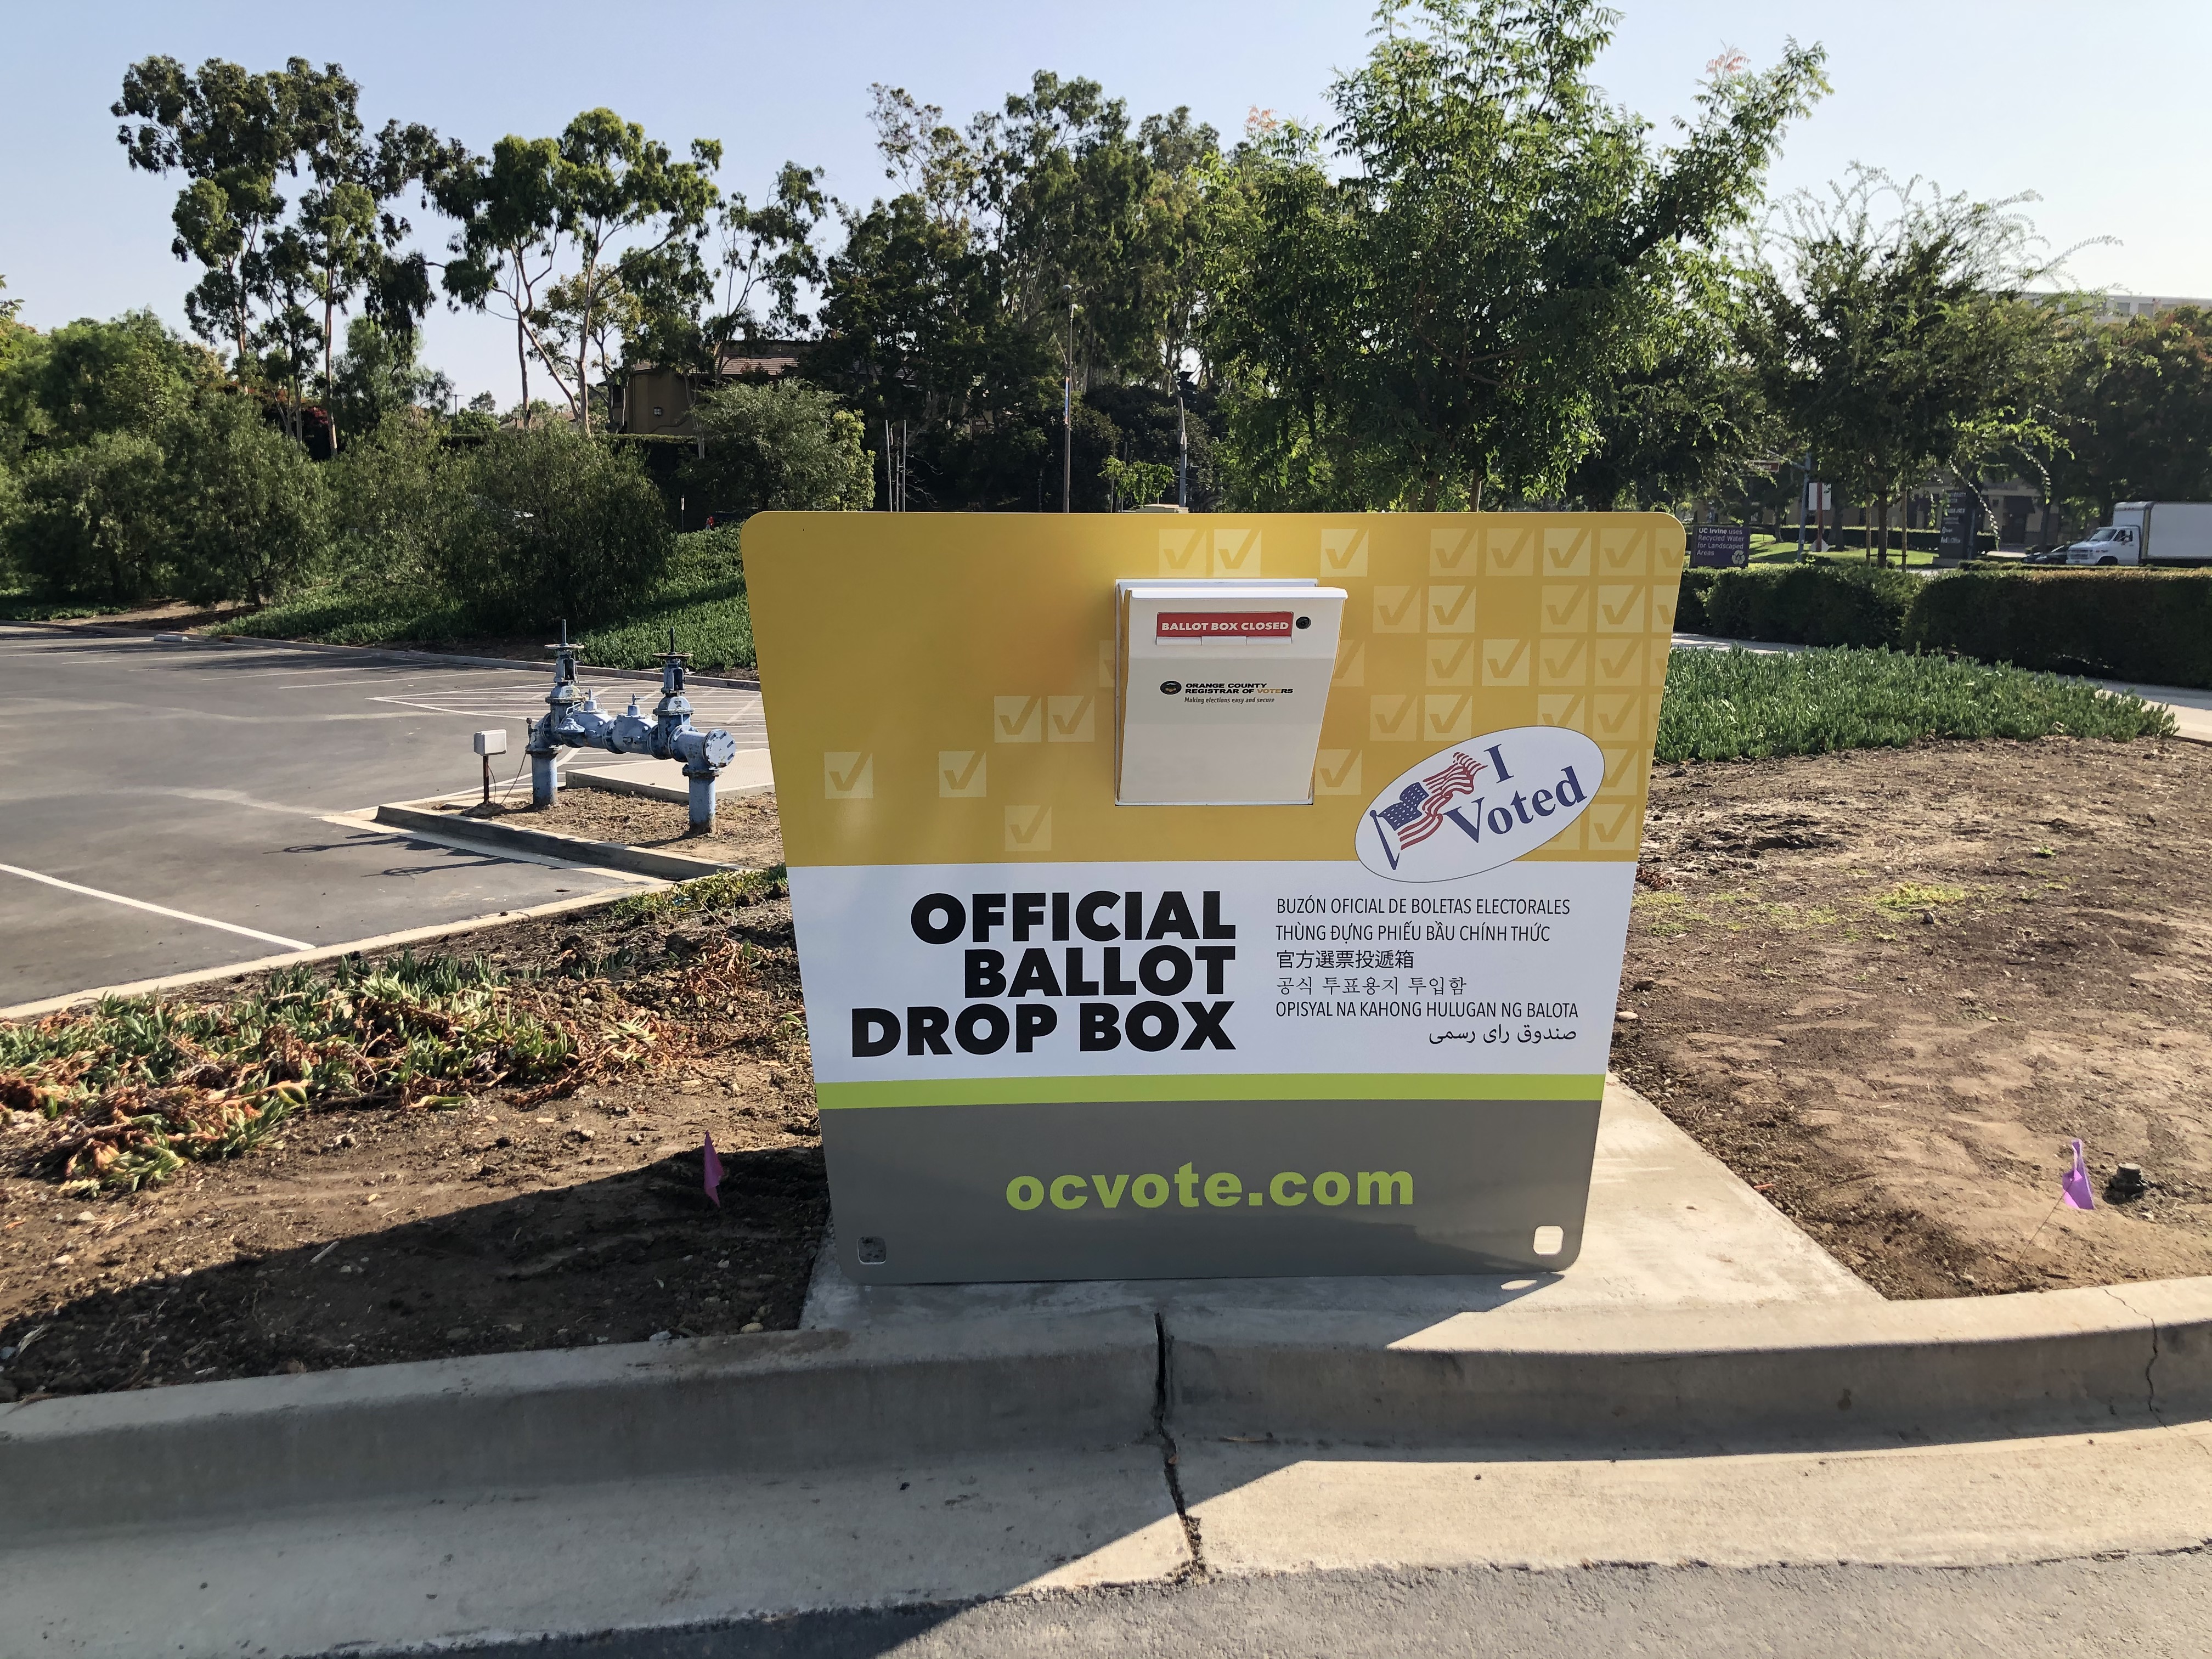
[526, 625, 738, 829]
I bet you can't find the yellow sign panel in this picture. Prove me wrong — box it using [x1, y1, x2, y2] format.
[746, 513, 1683, 871]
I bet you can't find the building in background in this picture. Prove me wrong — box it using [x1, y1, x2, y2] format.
[610, 342, 806, 437]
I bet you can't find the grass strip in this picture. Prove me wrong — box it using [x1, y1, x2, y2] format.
[1657, 647, 2175, 763]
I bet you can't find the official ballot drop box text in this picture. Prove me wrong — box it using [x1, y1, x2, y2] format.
[744, 512, 1685, 1284]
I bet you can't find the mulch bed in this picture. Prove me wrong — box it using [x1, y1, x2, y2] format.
[457, 786, 784, 866]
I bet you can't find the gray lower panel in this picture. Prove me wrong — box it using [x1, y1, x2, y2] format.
[821, 1096, 1600, 1284]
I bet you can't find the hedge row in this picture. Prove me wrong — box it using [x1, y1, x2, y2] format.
[1675, 565, 2212, 690]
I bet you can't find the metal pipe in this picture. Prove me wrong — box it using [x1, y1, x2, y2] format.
[525, 624, 738, 830]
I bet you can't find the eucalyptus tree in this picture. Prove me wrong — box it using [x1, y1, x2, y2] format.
[114, 56, 451, 440]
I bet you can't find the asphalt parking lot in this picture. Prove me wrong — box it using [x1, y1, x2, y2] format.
[0, 627, 768, 1011]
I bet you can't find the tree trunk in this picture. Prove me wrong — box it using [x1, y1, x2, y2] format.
[323, 275, 338, 453]
[578, 256, 595, 438]
[514, 250, 531, 422]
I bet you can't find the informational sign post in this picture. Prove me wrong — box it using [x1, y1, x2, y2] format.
[1688, 524, 1751, 568]
[745, 513, 1685, 1284]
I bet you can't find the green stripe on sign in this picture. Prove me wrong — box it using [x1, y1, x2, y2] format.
[815, 1074, 1605, 1110]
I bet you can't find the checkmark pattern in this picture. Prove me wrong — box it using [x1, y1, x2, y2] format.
[939, 750, 986, 798]
[771, 512, 1682, 867]
[823, 752, 873, 799]
[1004, 805, 1051, 852]
[1313, 749, 1362, 795]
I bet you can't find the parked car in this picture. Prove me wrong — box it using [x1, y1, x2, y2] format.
[2061, 502, 2212, 566]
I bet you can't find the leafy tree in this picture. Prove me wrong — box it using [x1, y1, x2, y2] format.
[324, 410, 462, 594]
[1101, 454, 1175, 507]
[681, 380, 873, 519]
[325, 314, 452, 437]
[1564, 256, 1777, 510]
[436, 425, 672, 624]
[3, 431, 171, 601]
[1742, 166, 2078, 560]
[1204, 2, 1826, 510]
[2047, 305, 2212, 519]
[0, 310, 221, 451]
[162, 393, 330, 604]
[114, 56, 452, 439]
[433, 134, 562, 419]
[438, 112, 720, 433]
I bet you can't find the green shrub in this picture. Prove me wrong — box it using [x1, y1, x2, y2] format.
[163, 395, 329, 605]
[1701, 563, 1919, 648]
[1657, 646, 2174, 762]
[682, 381, 874, 520]
[3, 430, 170, 602]
[1904, 570, 2212, 690]
[1675, 568, 1718, 631]
[437, 425, 673, 628]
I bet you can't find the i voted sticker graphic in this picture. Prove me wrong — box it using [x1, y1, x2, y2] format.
[1357, 725, 1603, 882]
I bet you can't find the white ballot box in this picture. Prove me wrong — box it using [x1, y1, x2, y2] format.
[1115, 579, 1346, 805]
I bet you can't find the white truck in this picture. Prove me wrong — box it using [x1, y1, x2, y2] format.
[2063, 501, 2212, 565]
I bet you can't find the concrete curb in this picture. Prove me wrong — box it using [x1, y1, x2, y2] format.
[4, 619, 761, 690]
[0, 1312, 1161, 1539]
[7, 1279, 2210, 1541]
[1167, 1278, 2212, 1444]
[373, 795, 743, 881]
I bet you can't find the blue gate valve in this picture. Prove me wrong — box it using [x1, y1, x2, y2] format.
[526, 623, 739, 830]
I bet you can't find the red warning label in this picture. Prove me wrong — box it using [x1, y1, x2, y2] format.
[1155, 611, 1295, 640]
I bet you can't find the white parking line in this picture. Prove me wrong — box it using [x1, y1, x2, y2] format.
[0, 862, 312, 950]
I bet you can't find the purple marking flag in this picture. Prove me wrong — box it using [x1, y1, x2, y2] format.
[703, 1131, 725, 1208]
[2061, 1139, 2095, 1211]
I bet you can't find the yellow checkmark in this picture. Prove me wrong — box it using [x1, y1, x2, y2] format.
[1333, 639, 1366, 686]
[995, 695, 1041, 741]
[1005, 805, 1051, 850]
[1370, 695, 1414, 736]
[1316, 749, 1360, 789]
[1427, 585, 1475, 632]
[1543, 586, 1588, 629]
[1373, 588, 1419, 632]
[939, 751, 985, 796]
[1323, 526, 1368, 575]
[1596, 638, 1643, 684]
[1425, 692, 1472, 739]
[823, 752, 873, 798]
[1599, 586, 1645, 629]
[1426, 637, 1475, 686]
[1430, 527, 1475, 573]
[1482, 639, 1530, 685]
[1049, 695, 1094, 742]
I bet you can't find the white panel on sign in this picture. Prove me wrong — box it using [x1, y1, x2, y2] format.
[1115, 579, 1346, 806]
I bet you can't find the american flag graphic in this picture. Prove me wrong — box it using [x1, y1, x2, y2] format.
[1374, 752, 1486, 849]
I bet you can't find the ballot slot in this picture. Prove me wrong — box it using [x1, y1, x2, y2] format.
[1115, 579, 1346, 805]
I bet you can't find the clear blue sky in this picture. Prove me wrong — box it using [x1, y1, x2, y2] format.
[5, 0, 2207, 405]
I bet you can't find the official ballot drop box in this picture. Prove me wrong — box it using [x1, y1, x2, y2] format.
[743, 513, 1685, 1283]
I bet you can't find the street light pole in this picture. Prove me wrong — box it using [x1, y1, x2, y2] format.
[1177, 380, 1188, 510]
[1063, 287, 1075, 513]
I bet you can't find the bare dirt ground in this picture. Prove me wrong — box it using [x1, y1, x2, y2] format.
[0, 885, 823, 1401]
[8, 741, 2211, 1402]
[1613, 738, 2212, 1299]
[457, 787, 784, 865]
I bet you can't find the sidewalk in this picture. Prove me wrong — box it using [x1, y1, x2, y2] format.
[1672, 631, 2212, 743]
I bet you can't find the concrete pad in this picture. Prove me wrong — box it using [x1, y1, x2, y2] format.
[1179, 1417, 2212, 1576]
[0, 1448, 1189, 1659]
[803, 1079, 1870, 1333]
